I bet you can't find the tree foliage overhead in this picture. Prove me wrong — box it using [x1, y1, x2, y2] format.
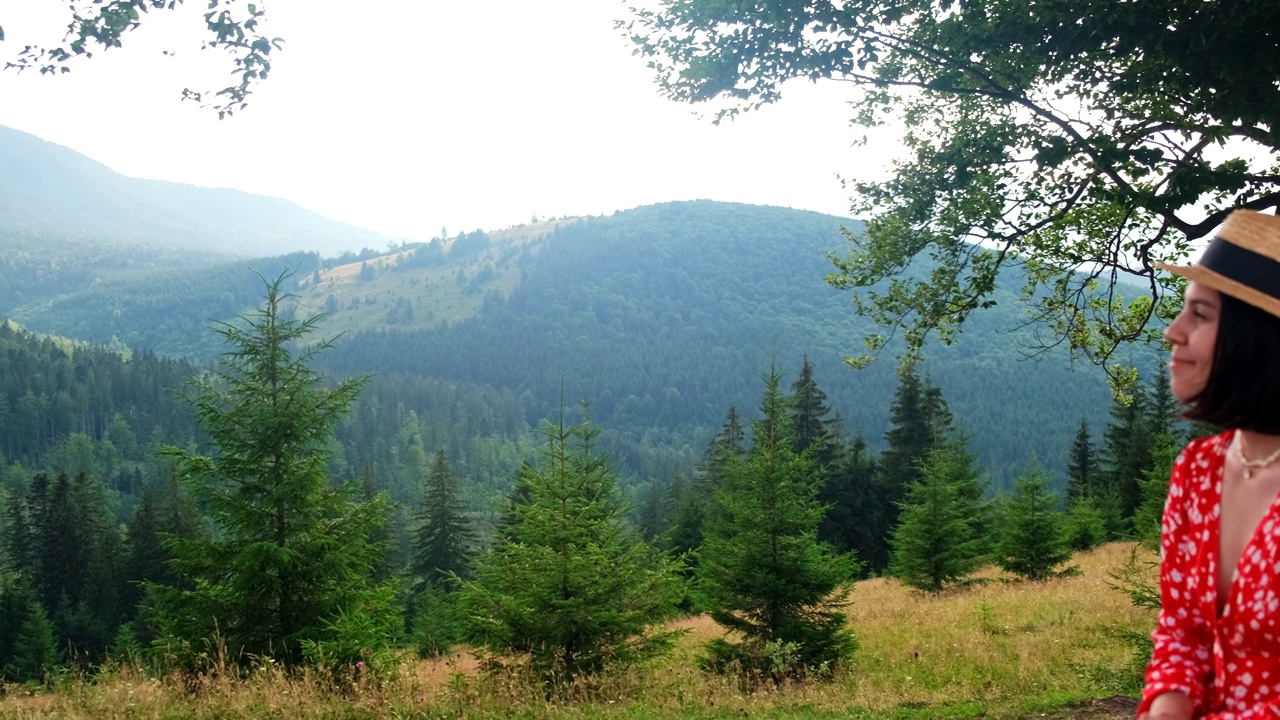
[2, 0, 282, 117]
[623, 1, 1280, 368]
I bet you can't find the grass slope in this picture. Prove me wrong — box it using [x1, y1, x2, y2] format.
[0, 543, 1152, 719]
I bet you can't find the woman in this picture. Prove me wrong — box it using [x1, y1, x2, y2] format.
[1140, 209, 1280, 720]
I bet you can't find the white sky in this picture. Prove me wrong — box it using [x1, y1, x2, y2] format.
[0, 0, 894, 244]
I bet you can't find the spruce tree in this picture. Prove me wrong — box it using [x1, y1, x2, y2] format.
[876, 364, 954, 571]
[789, 356, 836, 463]
[405, 450, 476, 660]
[995, 463, 1072, 581]
[888, 442, 986, 592]
[412, 450, 475, 587]
[458, 414, 684, 679]
[699, 368, 857, 677]
[1063, 497, 1109, 552]
[148, 273, 397, 668]
[29, 472, 121, 661]
[699, 406, 746, 492]
[1146, 364, 1181, 445]
[1132, 442, 1179, 550]
[671, 406, 749, 569]
[1066, 419, 1100, 504]
[637, 478, 668, 545]
[818, 432, 881, 566]
[361, 466, 401, 582]
[1102, 386, 1153, 523]
[790, 361, 864, 559]
[123, 479, 205, 632]
[0, 576, 38, 680]
[2, 492, 33, 576]
[664, 472, 702, 556]
[11, 601, 59, 683]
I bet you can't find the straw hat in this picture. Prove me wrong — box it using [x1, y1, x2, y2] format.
[1158, 210, 1280, 319]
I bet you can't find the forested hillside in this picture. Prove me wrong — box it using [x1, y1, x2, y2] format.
[16, 252, 329, 358]
[8, 200, 1150, 487]
[0, 230, 232, 317]
[319, 201, 1144, 487]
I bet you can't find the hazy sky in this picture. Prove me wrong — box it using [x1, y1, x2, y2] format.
[0, 1, 896, 244]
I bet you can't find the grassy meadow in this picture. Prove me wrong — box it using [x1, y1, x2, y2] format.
[0, 542, 1154, 720]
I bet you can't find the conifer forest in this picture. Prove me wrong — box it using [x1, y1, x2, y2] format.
[7, 0, 1277, 709]
[0, 202, 1187, 686]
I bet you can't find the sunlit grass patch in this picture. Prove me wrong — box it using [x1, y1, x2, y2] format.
[846, 541, 1154, 710]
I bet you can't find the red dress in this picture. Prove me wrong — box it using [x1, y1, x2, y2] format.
[1141, 431, 1280, 719]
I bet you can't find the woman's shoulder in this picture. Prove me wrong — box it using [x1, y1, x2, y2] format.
[1181, 429, 1233, 454]
[1174, 429, 1233, 472]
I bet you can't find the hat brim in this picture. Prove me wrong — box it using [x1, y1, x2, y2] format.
[1158, 261, 1280, 320]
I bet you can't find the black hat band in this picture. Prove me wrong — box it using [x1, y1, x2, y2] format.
[1198, 235, 1280, 299]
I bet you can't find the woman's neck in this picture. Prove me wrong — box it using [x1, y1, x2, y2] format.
[1234, 429, 1280, 467]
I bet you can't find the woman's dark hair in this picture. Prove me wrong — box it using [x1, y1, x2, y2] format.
[1184, 292, 1280, 433]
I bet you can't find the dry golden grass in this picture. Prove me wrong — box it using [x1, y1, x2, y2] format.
[846, 541, 1153, 710]
[0, 542, 1157, 719]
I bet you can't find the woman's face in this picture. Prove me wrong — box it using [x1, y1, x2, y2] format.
[1164, 281, 1221, 403]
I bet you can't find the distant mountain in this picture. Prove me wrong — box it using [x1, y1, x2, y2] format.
[10, 200, 1155, 488]
[0, 125, 386, 258]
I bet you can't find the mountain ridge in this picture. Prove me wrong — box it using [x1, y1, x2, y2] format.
[0, 124, 386, 257]
[1, 147, 1148, 488]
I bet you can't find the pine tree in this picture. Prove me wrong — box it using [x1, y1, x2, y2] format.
[699, 406, 746, 492]
[666, 472, 705, 566]
[995, 463, 1072, 581]
[123, 479, 205, 629]
[818, 432, 881, 565]
[459, 414, 684, 679]
[1064, 497, 1109, 552]
[2, 492, 33, 576]
[888, 442, 986, 592]
[28, 472, 122, 661]
[789, 356, 836, 462]
[636, 479, 668, 544]
[876, 365, 954, 572]
[699, 368, 857, 677]
[0, 576, 38, 679]
[1102, 386, 1154, 523]
[412, 450, 475, 587]
[1146, 364, 1181, 445]
[148, 272, 397, 668]
[1132, 442, 1179, 550]
[1065, 419, 1100, 504]
[11, 601, 59, 683]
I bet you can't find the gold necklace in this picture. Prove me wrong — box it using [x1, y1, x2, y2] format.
[1230, 434, 1280, 480]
